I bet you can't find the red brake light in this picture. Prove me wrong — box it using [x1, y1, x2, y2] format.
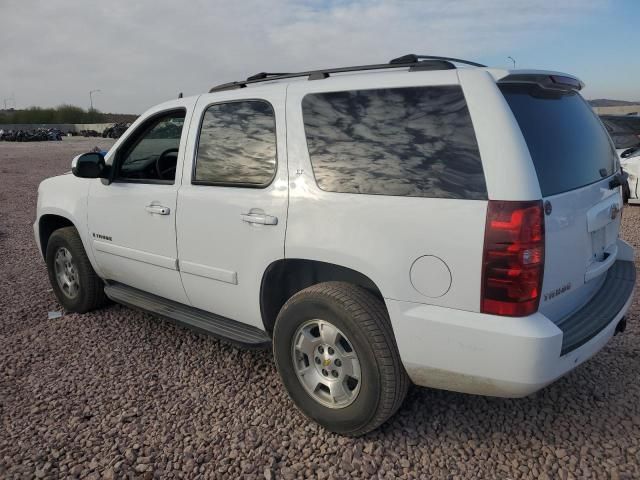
[481, 200, 545, 316]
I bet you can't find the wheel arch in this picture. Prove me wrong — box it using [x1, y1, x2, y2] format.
[260, 259, 385, 334]
[38, 214, 75, 257]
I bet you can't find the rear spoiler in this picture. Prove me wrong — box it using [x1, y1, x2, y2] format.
[497, 71, 584, 92]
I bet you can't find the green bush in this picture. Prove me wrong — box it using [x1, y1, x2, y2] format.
[0, 105, 107, 124]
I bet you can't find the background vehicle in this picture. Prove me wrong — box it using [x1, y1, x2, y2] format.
[102, 122, 130, 139]
[0, 128, 62, 142]
[34, 55, 635, 435]
[601, 115, 640, 203]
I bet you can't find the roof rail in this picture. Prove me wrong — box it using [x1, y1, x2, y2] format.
[246, 72, 290, 81]
[208, 54, 485, 93]
[389, 54, 486, 68]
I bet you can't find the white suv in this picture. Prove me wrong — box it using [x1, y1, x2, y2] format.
[34, 55, 636, 435]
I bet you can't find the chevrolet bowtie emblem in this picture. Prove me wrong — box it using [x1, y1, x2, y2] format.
[323, 359, 331, 367]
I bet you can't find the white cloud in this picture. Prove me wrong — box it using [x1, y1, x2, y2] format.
[0, 0, 609, 113]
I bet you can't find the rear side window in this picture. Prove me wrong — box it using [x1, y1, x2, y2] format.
[500, 85, 617, 197]
[301, 86, 487, 199]
[194, 100, 276, 186]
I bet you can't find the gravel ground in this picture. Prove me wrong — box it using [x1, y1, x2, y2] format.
[1, 137, 640, 479]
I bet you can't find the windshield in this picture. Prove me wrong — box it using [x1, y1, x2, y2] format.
[601, 117, 640, 150]
[500, 85, 617, 197]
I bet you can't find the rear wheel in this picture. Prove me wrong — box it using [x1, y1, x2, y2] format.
[273, 282, 409, 436]
[46, 227, 106, 313]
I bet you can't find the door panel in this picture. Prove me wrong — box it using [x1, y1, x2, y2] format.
[177, 87, 288, 329]
[88, 102, 196, 304]
[89, 182, 188, 303]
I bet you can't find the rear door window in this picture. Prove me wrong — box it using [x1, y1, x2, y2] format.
[500, 85, 617, 197]
[301, 86, 487, 199]
[193, 100, 276, 187]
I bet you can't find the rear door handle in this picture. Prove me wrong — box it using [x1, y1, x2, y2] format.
[241, 212, 278, 225]
[145, 204, 170, 215]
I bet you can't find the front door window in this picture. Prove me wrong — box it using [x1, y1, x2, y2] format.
[116, 111, 185, 183]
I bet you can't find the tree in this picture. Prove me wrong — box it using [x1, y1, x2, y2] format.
[0, 105, 107, 124]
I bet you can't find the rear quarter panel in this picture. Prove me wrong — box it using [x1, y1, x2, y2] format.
[285, 71, 488, 311]
[457, 69, 541, 202]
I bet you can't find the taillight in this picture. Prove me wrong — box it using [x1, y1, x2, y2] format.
[481, 200, 545, 316]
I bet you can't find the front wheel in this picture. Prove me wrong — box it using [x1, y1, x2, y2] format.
[46, 227, 106, 313]
[273, 282, 409, 436]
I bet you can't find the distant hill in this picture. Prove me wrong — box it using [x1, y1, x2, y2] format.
[589, 99, 640, 107]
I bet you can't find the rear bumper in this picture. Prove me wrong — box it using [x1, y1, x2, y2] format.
[386, 259, 635, 398]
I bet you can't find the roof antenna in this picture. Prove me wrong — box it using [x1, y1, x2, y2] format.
[178, 92, 183, 99]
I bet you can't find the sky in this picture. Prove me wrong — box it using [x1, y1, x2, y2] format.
[0, 0, 638, 114]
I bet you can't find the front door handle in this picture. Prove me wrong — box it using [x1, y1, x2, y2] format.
[241, 212, 278, 225]
[145, 204, 170, 215]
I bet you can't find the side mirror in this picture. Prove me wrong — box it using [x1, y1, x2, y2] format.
[71, 152, 106, 178]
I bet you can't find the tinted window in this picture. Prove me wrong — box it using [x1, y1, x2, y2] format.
[301, 86, 486, 199]
[117, 111, 184, 183]
[194, 101, 276, 186]
[501, 85, 617, 196]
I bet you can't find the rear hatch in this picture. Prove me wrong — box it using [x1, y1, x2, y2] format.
[500, 82, 622, 322]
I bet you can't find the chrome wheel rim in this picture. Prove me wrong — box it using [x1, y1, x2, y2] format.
[291, 319, 361, 409]
[53, 247, 80, 299]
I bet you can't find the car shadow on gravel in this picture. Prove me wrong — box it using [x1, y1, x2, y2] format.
[378, 336, 640, 444]
[92, 298, 640, 446]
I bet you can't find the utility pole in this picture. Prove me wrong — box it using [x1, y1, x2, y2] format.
[507, 56, 516, 69]
[89, 89, 101, 110]
[2, 95, 15, 110]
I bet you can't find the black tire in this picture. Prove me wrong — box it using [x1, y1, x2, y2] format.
[273, 281, 409, 436]
[46, 226, 106, 313]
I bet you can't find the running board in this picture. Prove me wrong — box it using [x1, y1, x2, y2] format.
[104, 283, 271, 348]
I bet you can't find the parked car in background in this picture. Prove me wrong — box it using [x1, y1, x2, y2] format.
[601, 115, 640, 153]
[601, 115, 640, 204]
[0, 128, 62, 142]
[35, 55, 636, 435]
[102, 122, 130, 139]
[79, 129, 100, 138]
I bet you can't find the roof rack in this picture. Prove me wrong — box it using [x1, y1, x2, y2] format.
[208, 54, 486, 93]
[389, 54, 486, 68]
[246, 72, 290, 81]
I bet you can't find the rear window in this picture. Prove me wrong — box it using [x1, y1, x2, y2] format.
[194, 100, 277, 187]
[500, 85, 617, 197]
[301, 85, 487, 199]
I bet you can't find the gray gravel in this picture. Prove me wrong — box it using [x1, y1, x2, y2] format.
[1, 137, 640, 479]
